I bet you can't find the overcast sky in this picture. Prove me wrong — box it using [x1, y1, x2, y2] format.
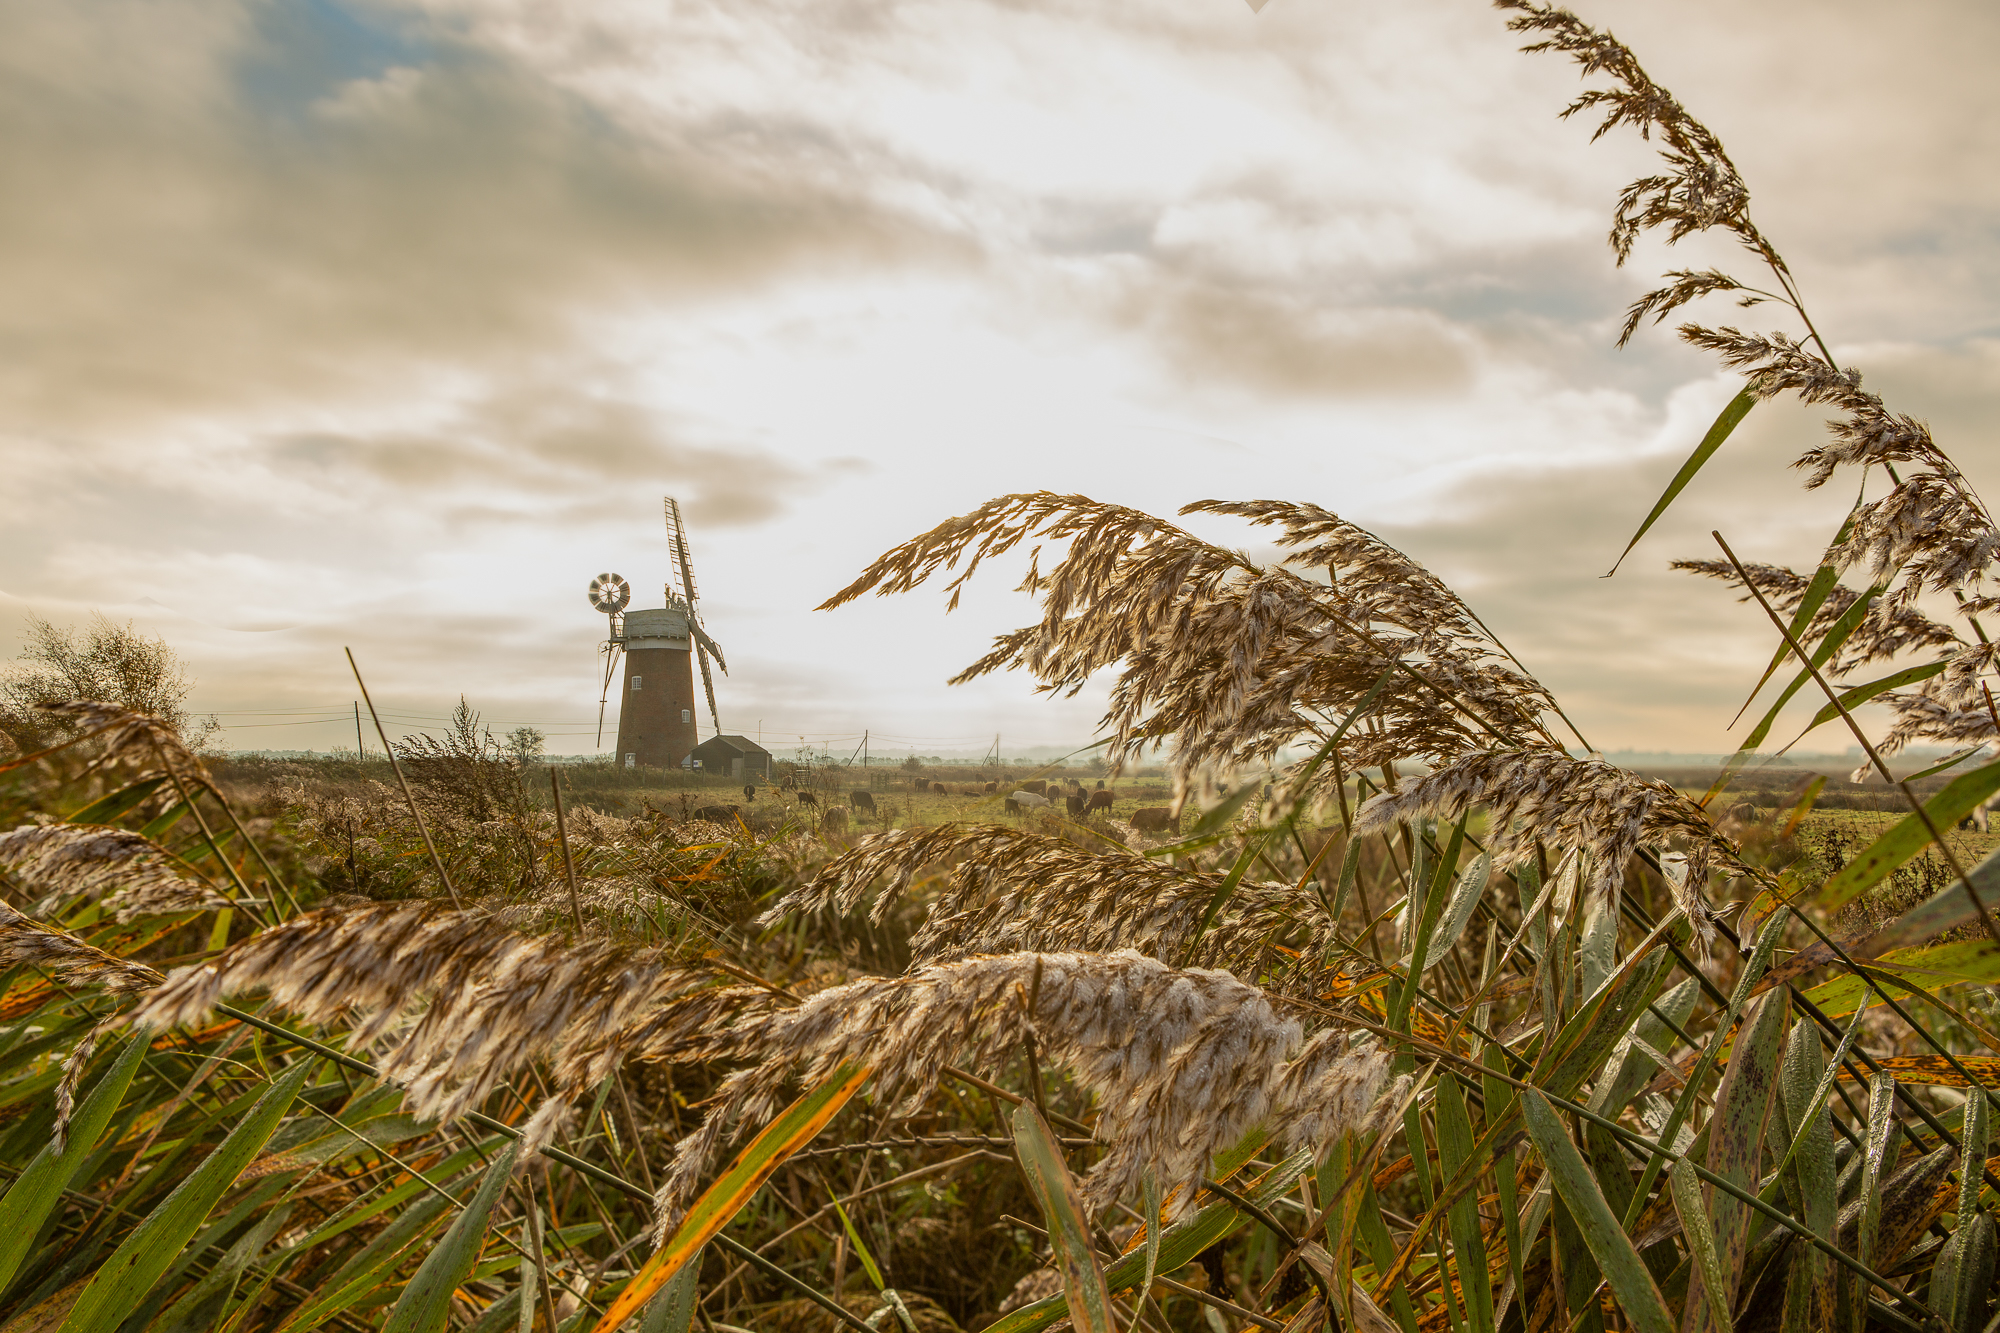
[4, 0, 1998, 761]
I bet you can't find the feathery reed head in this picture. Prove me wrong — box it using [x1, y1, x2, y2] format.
[0, 824, 227, 921]
[1353, 747, 1737, 948]
[768, 822, 1322, 976]
[129, 900, 727, 1158]
[642, 950, 1399, 1239]
[35, 700, 207, 780]
[820, 492, 1557, 795]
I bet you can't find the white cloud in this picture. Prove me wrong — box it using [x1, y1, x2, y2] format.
[3, 0, 1998, 757]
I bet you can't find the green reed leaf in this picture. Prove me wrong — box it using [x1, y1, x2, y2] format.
[987, 1148, 1319, 1333]
[1435, 1074, 1494, 1333]
[1817, 759, 2000, 910]
[1608, 386, 1755, 576]
[1012, 1102, 1115, 1333]
[638, 1262, 702, 1333]
[382, 1140, 520, 1333]
[1684, 991, 1788, 1333]
[1518, 1089, 1674, 1333]
[0, 1031, 149, 1301]
[1852, 1072, 1897, 1333]
[58, 1054, 314, 1333]
[1672, 1157, 1733, 1333]
[1796, 659, 1948, 737]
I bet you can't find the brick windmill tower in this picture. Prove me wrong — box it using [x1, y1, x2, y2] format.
[588, 497, 727, 769]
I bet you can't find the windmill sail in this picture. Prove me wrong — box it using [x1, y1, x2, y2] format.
[663, 497, 726, 736]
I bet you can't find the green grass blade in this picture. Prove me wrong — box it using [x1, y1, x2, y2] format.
[1777, 1017, 1837, 1332]
[1422, 852, 1491, 973]
[987, 1147, 1319, 1333]
[1435, 1075, 1494, 1333]
[57, 1054, 313, 1333]
[1795, 660, 1948, 737]
[1671, 1158, 1733, 1333]
[273, 1193, 457, 1333]
[1139, 1172, 1162, 1312]
[638, 1262, 702, 1333]
[1709, 584, 1884, 804]
[0, 1031, 148, 1301]
[1852, 1072, 1897, 1333]
[597, 1061, 870, 1332]
[1518, 1090, 1674, 1333]
[1685, 991, 1788, 1333]
[1732, 498, 1862, 722]
[63, 777, 171, 826]
[831, 1192, 886, 1291]
[1012, 1103, 1115, 1333]
[381, 1141, 520, 1333]
[1818, 760, 2000, 910]
[1607, 386, 1755, 576]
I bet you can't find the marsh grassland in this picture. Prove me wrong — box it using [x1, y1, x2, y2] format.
[3, 5, 2000, 1333]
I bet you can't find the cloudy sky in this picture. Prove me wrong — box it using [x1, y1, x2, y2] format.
[4, 0, 1998, 760]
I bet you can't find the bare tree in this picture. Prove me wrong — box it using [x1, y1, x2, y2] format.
[0, 615, 217, 752]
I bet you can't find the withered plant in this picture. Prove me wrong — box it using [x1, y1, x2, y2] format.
[0, 6, 1995, 1333]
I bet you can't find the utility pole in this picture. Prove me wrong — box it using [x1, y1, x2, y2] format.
[355, 702, 365, 761]
[863, 729, 868, 768]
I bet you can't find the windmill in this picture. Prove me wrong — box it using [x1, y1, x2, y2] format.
[586, 573, 631, 746]
[662, 497, 728, 736]
[586, 497, 730, 770]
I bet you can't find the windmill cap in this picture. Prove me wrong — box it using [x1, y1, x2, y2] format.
[622, 607, 691, 647]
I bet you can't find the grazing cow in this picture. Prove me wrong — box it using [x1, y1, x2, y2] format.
[693, 804, 738, 823]
[1130, 807, 1176, 833]
[1725, 801, 1758, 826]
[1084, 790, 1115, 815]
[933, 781, 948, 794]
[743, 784, 757, 803]
[1066, 793, 1086, 817]
[1004, 797, 1021, 816]
[984, 781, 998, 794]
[822, 808, 848, 836]
[1961, 792, 2000, 832]
[1095, 779, 1106, 790]
[798, 790, 819, 809]
[1021, 780, 1048, 797]
[850, 790, 877, 813]
[1011, 790, 1051, 810]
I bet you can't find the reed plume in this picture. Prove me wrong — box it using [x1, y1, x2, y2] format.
[820, 493, 1557, 804]
[1505, 0, 2000, 751]
[0, 898, 167, 996]
[129, 900, 726, 1157]
[643, 949, 1399, 1239]
[767, 822, 1322, 974]
[1353, 747, 1738, 946]
[36, 700, 207, 780]
[0, 824, 227, 921]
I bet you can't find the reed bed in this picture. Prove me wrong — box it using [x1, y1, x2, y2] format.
[1, 4, 1997, 1333]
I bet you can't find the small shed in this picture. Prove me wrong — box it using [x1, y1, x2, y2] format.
[688, 735, 772, 781]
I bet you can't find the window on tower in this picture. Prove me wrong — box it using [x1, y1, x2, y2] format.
[681, 709, 691, 724]
[631, 676, 642, 691]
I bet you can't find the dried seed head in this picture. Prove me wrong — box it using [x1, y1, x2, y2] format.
[1353, 747, 1737, 949]
[644, 950, 1398, 1240]
[1671, 559, 1961, 672]
[767, 823, 1321, 978]
[0, 824, 226, 922]
[128, 901, 725, 1148]
[820, 493, 1556, 795]
[35, 701, 206, 781]
[0, 899, 167, 996]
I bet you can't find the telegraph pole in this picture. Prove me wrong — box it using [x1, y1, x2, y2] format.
[355, 702, 365, 761]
